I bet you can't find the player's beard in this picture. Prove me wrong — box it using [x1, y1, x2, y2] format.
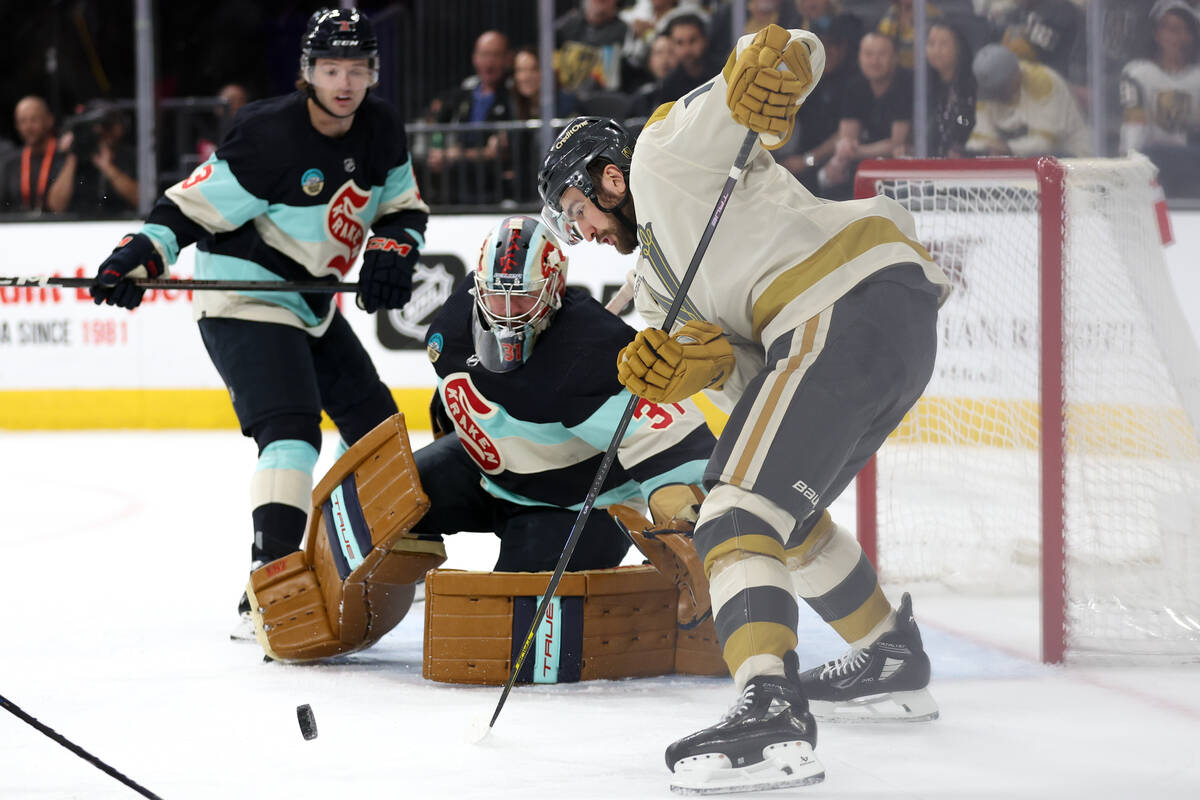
[595, 187, 639, 255]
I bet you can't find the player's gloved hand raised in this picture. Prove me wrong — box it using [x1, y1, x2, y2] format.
[357, 232, 419, 313]
[725, 23, 813, 149]
[617, 320, 734, 404]
[90, 233, 165, 309]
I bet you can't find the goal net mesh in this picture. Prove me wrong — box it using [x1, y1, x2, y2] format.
[867, 155, 1200, 659]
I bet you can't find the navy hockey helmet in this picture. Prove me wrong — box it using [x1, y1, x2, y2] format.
[471, 215, 569, 373]
[301, 8, 379, 81]
[537, 117, 634, 243]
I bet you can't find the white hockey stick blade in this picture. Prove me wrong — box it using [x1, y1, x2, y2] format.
[809, 688, 939, 723]
[669, 741, 825, 795]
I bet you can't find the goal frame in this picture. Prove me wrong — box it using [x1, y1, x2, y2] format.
[853, 157, 1069, 663]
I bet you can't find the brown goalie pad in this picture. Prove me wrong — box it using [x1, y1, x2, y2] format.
[423, 566, 680, 685]
[249, 413, 445, 662]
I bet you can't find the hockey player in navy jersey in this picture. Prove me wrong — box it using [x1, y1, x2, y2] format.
[88, 9, 429, 634]
[412, 215, 716, 572]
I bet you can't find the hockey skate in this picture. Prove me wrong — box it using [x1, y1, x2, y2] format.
[666, 653, 825, 795]
[229, 591, 255, 642]
[798, 592, 939, 723]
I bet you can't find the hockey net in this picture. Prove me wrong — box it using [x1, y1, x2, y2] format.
[853, 155, 1200, 663]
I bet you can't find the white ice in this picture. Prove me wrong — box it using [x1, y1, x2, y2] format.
[3, 430, 1200, 799]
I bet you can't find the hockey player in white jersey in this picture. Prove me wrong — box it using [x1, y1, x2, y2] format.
[538, 24, 948, 794]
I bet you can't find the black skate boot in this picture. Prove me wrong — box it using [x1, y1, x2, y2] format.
[798, 592, 938, 722]
[666, 652, 825, 795]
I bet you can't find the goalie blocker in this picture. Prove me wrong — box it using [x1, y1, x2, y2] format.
[248, 413, 446, 662]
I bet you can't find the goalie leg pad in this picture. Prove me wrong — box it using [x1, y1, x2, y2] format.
[251, 413, 444, 663]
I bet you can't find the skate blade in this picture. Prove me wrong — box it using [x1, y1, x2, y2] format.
[810, 688, 939, 723]
[670, 741, 825, 795]
[229, 613, 256, 642]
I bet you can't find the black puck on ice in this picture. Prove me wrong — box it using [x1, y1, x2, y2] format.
[296, 704, 318, 740]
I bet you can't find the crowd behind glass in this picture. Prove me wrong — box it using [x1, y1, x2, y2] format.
[2, 0, 1198, 218]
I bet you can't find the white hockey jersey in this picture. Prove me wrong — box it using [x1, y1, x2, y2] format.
[629, 28, 949, 412]
[1119, 59, 1200, 151]
[967, 61, 1092, 157]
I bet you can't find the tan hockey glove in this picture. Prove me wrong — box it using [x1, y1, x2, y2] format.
[724, 23, 813, 149]
[617, 320, 734, 404]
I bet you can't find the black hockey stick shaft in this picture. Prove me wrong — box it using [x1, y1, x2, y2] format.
[487, 129, 759, 730]
[0, 693, 164, 799]
[0, 275, 358, 292]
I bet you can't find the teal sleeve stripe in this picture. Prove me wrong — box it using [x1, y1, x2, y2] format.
[141, 223, 181, 264]
[403, 228, 425, 249]
[467, 401, 576, 446]
[382, 159, 418, 203]
[256, 439, 320, 473]
[566, 393, 636, 450]
[637, 460, 708, 501]
[481, 476, 643, 511]
[202, 157, 270, 227]
[194, 252, 323, 327]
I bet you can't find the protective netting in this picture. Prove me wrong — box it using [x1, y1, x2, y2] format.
[868, 156, 1200, 660]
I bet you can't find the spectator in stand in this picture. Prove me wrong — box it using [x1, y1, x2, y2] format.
[819, 32, 913, 198]
[656, 12, 720, 104]
[197, 83, 251, 162]
[1119, 0, 1200, 198]
[776, 12, 864, 191]
[709, 0, 802, 63]
[555, 0, 631, 94]
[877, 0, 942, 71]
[967, 42, 1091, 157]
[65, 101, 140, 217]
[427, 30, 513, 204]
[629, 32, 680, 117]
[997, 0, 1082, 81]
[795, 0, 848, 37]
[621, 0, 704, 83]
[925, 20, 976, 157]
[501, 46, 579, 203]
[0, 95, 75, 213]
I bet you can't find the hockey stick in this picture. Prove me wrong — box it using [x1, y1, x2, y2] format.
[0, 693, 163, 799]
[0, 275, 358, 292]
[484, 129, 759, 734]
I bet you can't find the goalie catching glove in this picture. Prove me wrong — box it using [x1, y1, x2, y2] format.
[617, 319, 734, 404]
[724, 23, 814, 149]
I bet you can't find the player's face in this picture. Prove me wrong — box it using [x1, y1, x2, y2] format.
[309, 58, 374, 116]
[560, 187, 637, 255]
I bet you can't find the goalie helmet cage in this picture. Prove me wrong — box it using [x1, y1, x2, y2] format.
[853, 155, 1200, 664]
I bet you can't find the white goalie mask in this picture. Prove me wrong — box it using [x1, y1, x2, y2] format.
[471, 215, 569, 373]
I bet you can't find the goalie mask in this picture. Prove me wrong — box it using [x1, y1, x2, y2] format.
[471, 216, 568, 373]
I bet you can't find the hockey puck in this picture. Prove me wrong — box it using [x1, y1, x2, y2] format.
[296, 704, 318, 740]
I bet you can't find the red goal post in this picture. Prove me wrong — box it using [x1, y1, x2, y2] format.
[852, 156, 1200, 664]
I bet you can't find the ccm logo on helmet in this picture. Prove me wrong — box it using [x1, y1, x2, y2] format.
[553, 119, 591, 149]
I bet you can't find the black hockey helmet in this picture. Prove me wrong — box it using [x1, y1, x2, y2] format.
[300, 8, 379, 76]
[537, 116, 634, 214]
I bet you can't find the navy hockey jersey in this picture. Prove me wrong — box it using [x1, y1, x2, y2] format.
[140, 91, 429, 333]
[426, 280, 715, 510]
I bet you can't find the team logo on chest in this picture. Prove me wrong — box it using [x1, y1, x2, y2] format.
[637, 222, 705, 323]
[301, 168, 325, 196]
[441, 373, 503, 474]
[324, 179, 371, 274]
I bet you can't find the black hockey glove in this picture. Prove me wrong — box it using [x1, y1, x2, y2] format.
[90, 233, 165, 310]
[357, 232, 419, 313]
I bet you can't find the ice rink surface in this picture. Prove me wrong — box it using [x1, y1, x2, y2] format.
[3, 430, 1200, 799]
